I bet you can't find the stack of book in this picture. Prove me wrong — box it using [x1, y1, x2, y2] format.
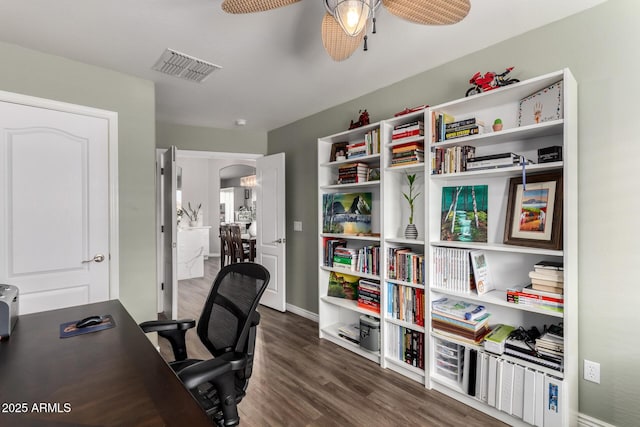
[358, 279, 381, 313]
[387, 247, 424, 284]
[392, 120, 424, 142]
[431, 298, 491, 345]
[536, 325, 564, 366]
[387, 284, 424, 326]
[465, 153, 532, 171]
[504, 326, 564, 372]
[391, 141, 424, 167]
[506, 284, 564, 313]
[443, 118, 485, 141]
[530, 260, 564, 294]
[332, 247, 359, 271]
[431, 145, 476, 174]
[337, 162, 369, 184]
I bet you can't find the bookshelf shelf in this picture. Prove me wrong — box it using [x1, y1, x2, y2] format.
[385, 317, 425, 333]
[429, 287, 564, 318]
[429, 240, 563, 257]
[319, 69, 576, 425]
[320, 296, 381, 318]
[319, 266, 381, 282]
[386, 278, 425, 290]
[321, 233, 381, 242]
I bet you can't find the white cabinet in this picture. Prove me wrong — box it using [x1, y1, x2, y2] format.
[177, 226, 210, 280]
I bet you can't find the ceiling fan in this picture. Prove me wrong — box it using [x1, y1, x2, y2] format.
[221, 0, 471, 61]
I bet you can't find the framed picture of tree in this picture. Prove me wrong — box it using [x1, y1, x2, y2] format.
[440, 185, 488, 242]
[504, 172, 563, 250]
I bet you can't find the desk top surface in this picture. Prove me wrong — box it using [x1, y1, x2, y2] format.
[0, 300, 212, 426]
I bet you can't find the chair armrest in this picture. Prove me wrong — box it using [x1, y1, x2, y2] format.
[139, 319, 195, 333]
[139, 319, 196, 362]
[177, 357, 235, 390]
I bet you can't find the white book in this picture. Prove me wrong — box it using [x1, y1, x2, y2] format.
[487, 356, 498, 407]
[512, 364, 525, 419]
[500, 361, 514, 414]
[534, 371, 545, 427]
[470, 250, 494, 296]
[544, 375, 563, 427]
[522, 368, 536, 424]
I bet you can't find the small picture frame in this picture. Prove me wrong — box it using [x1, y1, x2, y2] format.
[330, 142, 348, 162]
[504, 172, 563, 250]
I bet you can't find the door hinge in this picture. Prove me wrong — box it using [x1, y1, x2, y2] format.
[161, 225, 164, 232]
[161, 282, 164, 291]
[161, 167, 164, 175]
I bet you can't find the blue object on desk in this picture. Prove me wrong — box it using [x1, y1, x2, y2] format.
[60, 314, 116, 338]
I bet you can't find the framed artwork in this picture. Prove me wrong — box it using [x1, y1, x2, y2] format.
[504, 172, 563, 250]
[329, 142, 348, 162]
[440, 185, 488, 242]
[322, 192, 372, 234]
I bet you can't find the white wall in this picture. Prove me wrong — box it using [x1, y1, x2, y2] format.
[177, 155, 257, 255]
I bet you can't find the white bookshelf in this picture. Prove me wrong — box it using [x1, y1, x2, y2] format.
[317, 69, 577, 426]
[426, 69, 577, 426]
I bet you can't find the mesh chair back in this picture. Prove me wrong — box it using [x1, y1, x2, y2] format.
[197, 262, 270, 357]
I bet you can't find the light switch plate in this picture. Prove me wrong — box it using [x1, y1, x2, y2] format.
[293, 221, 303, 232]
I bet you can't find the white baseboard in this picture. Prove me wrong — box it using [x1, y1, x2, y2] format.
[578, 413, 616, 427]
[286, 303, 318, 323]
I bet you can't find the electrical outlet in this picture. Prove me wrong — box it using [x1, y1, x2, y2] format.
[584, 359, 600, 384]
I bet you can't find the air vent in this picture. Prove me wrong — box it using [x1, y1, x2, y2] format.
[152, 48, 222, 83]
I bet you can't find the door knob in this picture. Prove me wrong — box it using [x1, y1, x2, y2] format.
[271, 238, 286, 244]
[82, 254, 105, 263]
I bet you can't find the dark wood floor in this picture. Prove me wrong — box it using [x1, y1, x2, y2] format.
[159, 258, 507, 426]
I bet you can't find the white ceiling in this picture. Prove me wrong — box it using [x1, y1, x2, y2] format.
[0, 0, 605, 131]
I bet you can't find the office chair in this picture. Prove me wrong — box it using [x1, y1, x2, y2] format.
[140, 262, 270, 426]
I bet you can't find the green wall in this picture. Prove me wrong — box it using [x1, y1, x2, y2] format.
[157, 121, 267, 154]
[268, 0, 640, 425]
[0, 41, 157, 325]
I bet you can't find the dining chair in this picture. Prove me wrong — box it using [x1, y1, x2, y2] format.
[229, 224, 250, 263]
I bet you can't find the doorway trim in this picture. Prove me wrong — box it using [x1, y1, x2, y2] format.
[0, 90, 120, 299]
[155, 148, 262, 313]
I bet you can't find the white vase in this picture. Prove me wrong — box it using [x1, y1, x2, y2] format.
[248, 221, 257, 237]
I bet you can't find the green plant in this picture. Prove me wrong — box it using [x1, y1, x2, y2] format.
[493, 118, 502, 125]
[402, 173, 420, 224]
[184, 202, 201, 222]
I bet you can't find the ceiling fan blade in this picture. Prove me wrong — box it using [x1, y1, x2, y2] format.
[321, 13, 365, 62]
[222, 0, 300, 14]
[382, 0, 470, 25]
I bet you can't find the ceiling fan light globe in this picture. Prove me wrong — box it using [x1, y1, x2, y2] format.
[335, 0, 372, 36]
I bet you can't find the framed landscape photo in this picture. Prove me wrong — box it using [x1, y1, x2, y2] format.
[504, 172, 563, 250]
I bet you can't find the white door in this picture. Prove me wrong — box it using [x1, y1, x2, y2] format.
[0, 98, 114, 314]
[161, 147, 178, 319]
[256, 153, 286, 311]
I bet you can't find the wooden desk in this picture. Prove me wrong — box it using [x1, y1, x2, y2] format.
[0, 300, 212, 426]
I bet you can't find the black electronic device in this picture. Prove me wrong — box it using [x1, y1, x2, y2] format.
[75, 315, 103, 329]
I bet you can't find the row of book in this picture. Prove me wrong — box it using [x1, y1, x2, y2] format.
[387, 247, 424, 284]
[345, 129, 380, 159]
[337, 162, 369, 184]
[331, 245, 380, 275]
[431, 297, 491, 345]
[392, 120, 424, 142]
[431, 247, 476, 294]
[390, 140, 424, 167]
[431, 145, 476, 175]
[358, 279, 380, 314]
[386, 283, 425, 326]
[506, 284, 564, 313]
[461, 348, 564, 426]
[432, 114, 485, 143]
[387, 325, 424, 369]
